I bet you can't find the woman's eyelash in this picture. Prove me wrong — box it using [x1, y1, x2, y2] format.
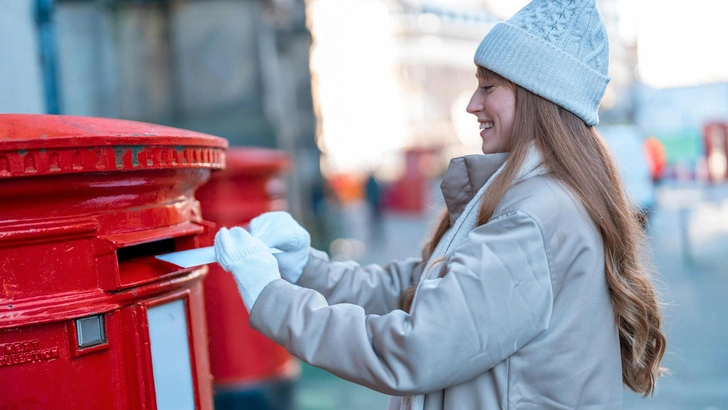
[481, 85, 493, 91]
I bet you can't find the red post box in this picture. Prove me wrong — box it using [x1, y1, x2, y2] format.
[386, 148, 439, 213]
[0, 114, 227, 410]
[195, 147, 299, 410]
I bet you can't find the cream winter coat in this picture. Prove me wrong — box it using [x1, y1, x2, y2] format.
[248, 153, 623, 409]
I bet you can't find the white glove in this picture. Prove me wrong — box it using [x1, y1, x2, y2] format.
[249, 211, 310, 283]
[214, 227, 281, 311]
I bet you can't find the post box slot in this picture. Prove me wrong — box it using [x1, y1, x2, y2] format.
[101, 222, 204, 289]
[116, 238, 177, 264]
[115, 235, 199, 288]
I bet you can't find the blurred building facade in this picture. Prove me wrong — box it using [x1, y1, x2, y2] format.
[392, 1, 499, 155]
[0, 0, 322, 229]
[597, 0, 639, 123]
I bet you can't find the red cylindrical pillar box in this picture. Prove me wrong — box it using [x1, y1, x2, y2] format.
[195, 148, 299, 409]
[0, 114, 227, 410]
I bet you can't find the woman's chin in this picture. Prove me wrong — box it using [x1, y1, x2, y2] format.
[481, 141, 507, 155]
[481, 142, 496, 154]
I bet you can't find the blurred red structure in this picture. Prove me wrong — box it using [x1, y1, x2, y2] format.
[703, 122, 728, 182]
[329, 173, 364, 202]
[196, 147, 298, 409]
[644, 136, 666, 182]
[385, 148, 439, 213]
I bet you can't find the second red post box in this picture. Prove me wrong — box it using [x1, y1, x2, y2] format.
[196, 147, 299, 410]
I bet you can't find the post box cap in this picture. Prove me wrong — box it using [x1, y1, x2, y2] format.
[0, 114, 228, 178]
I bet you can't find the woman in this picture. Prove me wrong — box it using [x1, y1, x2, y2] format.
[214, 0, 666, 408]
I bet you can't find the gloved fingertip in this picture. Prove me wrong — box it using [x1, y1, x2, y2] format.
[255, 211, 276, 222]
[228, 226, 248, 239]
[249, 217, 263, 232]
[214, 227, 229, 241]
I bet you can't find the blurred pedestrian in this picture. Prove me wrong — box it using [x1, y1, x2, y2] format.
[308, 178, 327, 248]
[365, 171, 384, 241]
[213, 1, 667, 408]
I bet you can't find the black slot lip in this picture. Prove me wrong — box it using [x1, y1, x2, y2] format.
[116, 238, 177, 264]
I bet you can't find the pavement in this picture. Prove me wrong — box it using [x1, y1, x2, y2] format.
[295, 181, 728, 410]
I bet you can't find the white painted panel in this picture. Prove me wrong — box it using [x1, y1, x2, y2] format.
[147, 299, 196, 410]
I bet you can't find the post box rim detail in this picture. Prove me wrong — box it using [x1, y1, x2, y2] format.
[0, 114, 228, 178]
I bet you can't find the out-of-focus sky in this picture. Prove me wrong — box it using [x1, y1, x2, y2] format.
[488, 0, 727, 88]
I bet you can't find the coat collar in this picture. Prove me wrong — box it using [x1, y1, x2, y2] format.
[440, 153, 508, 225]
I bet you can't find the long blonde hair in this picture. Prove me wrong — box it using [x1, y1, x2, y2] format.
[401, 67, 666, 396]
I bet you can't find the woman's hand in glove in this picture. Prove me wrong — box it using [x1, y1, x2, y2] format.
[214, 226, 281, 311]
[249, 211, 310, 283]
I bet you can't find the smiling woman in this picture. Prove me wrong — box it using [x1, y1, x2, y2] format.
[465, 67, 516, 154]
[214, 1, 667, 409]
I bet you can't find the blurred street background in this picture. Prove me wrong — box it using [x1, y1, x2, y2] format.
[1, 0, 727, 408]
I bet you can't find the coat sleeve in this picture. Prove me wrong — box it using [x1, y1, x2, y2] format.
[294, 248, 424, 315]
[249, 211, 553, 395]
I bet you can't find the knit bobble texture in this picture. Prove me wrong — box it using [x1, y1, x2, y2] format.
[474, 0, 610, 126]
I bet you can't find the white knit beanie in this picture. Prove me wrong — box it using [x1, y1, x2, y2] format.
[474, 0, 610, 126]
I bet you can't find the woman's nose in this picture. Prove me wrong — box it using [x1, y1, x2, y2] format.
[466, 95, 483, 115]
